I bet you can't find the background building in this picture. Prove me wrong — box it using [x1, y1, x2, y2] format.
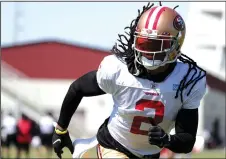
[182, 2, 225, 143]
[1, 40, 113, 137]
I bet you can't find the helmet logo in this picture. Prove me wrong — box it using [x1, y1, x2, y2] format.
[140, 29, 158, 36]
[173, 15, 185, 31]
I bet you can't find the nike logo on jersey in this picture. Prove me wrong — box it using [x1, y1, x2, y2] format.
[150, 83, 158, 89]
[173, 84, 179, 91]
[143, 91, 159, 96]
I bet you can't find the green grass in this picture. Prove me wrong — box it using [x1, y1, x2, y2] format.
[1, 146, 225, 158]
[191, 149, 225, 158]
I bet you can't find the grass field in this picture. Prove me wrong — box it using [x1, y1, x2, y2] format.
[1, 146, 225, 158]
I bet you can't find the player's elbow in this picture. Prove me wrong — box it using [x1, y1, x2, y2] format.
[69, 80, 81, 94]
[172, 142, 194, 153]
[183, 145, 193, 153]
[182, 139, 195, 153]
[167, 134, 196, 153]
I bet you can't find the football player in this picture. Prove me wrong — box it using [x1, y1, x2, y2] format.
[52, 2, 207, 159]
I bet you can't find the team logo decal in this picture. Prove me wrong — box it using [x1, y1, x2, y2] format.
[173, 84, 179, 91]
[151, 83, 157, 89]
[173, 15, 185, 31]
[140, 28, 158, 36]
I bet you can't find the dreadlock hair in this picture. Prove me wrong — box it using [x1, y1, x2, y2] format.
[111, 2, 206, 103]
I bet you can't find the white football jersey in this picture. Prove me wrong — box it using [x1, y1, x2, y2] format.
[96, 55, 206, 157]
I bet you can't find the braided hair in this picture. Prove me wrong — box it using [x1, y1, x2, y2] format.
[111, 2, 206, 102]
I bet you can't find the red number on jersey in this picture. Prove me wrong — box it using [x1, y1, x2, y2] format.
[130, 99, 165, 136]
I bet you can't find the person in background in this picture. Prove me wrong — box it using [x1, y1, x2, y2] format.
[30, 119, 42, 157]
[16, 113, 32, 159]
[1, 110, 7, 158]
[211, 118, 222, 148]
[39, 111, 55, 158]
[2, 111, 17, 158]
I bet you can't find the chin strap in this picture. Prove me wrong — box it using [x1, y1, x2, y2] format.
[141, 56, 162, 70]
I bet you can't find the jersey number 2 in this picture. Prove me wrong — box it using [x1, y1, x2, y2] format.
[130, 99, 165, 136]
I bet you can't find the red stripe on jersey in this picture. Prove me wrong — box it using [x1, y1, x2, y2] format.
[97, 144, 102, 159]
[145, 6, 157, 29]
[152, 7, 167, 30]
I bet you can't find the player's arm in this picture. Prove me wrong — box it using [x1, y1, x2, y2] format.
[164, 108, 198, 153]
[57, 70, 106, 130]
[149, 76, 206, 153]
[165, 76, 207, 153]
[148, 109, 198, 153]
[53, 56, 117, 158]
[53, 70, 106, 158]
[57, 55, 117, 130]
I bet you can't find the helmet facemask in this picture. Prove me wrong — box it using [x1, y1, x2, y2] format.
[133, 29, 181, 70]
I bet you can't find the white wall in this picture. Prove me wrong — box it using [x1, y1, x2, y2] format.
[182, 2, 225, 81]
[1, 78, 114, 136]
[2, 78, 72, 109]
[202, 87, 225, 143]
[182, 2, 225, 144]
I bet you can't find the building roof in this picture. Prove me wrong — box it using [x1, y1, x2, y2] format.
[1, 40, 226, 93]
[1, 40, 109, 79]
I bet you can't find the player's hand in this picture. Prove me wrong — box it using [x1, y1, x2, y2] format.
[52, 127, 74, 159]
[148, 125, 170, 148]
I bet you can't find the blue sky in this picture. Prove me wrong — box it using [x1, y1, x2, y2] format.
[2, 2, 190, 49]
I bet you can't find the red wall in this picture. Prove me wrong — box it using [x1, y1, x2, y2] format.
[1, 42, 109, 79]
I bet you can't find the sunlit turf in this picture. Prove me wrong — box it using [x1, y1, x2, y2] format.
[1, 146, 225, 158]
